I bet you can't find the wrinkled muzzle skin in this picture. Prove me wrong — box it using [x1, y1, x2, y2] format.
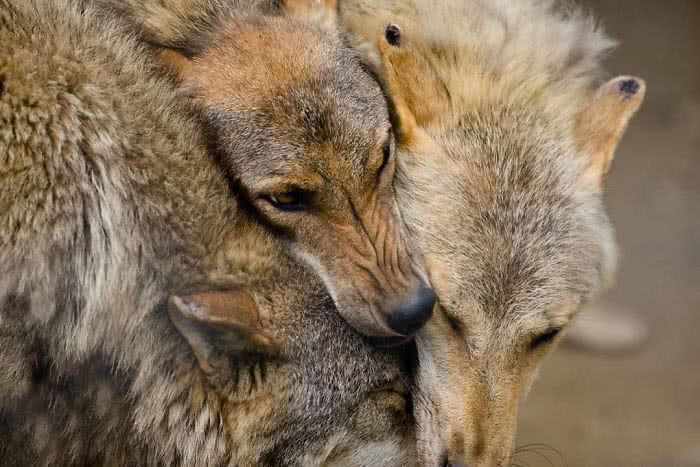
[293, 190, 431, 338]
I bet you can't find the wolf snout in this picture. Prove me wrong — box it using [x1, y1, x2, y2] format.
[386, 283, 436, 336]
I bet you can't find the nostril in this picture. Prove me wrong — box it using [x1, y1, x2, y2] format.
[386, 284, 435, 335]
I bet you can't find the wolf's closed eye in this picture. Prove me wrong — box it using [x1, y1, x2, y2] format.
[530, 329, 561, 350]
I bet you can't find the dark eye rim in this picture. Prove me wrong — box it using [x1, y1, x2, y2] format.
[264, 189, 313, 212]
[530, 328, 562, 350]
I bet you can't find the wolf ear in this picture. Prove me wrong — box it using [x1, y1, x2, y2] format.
[576, 76, 646, 189]
[279, 0, 337, 24]
[168, 288, 278, 375]
[376, 24, 448, 151]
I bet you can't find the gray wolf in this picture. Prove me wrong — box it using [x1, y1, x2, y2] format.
[0, 0, 416, 464]
[341, 0, 646, 464]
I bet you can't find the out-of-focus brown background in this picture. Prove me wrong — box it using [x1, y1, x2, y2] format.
[517, 1, 700, 466]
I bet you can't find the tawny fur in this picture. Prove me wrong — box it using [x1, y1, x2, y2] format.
[91, 0, 434, 339]
[342, 0, 615, 126]
[0, 1, 416, 464]
[341, 0, 645, 465]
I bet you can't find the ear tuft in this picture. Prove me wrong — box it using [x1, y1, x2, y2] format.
[576, 75, 646, 189]
[618, 78, 641, 98]
[385, 23, 402, 47]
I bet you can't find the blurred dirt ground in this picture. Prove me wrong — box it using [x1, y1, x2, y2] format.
[516, 1, 700, 466]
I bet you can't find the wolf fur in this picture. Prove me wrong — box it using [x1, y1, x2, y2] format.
[0, 0, 416, 464]
[341, 0, 645, 465]
[87, 0, 435, 340]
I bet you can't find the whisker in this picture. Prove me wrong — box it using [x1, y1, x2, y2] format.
[529, 449, 555, 467]
[514, 442, 567, 467]
[510, 457, 531, 467]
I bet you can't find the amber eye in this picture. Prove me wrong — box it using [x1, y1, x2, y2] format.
[530, 329, 561, 350]
[265, 190, 310, 212]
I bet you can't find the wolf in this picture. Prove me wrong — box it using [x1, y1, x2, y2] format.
[0, 240, 417, 466]
[86, 0, 436, 340]
[0, 0, 416, 464]
[341, 0, 646, 465]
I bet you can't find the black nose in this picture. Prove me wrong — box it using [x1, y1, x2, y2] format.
[386, 284, 436, 336]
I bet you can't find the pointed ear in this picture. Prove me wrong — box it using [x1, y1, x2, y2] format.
[168, 288, 279, 375]
[576, 76, 646, 189]
[377, 24, 448, 151]
[159, 48, 195, 79]
[279, 0, 337, 25]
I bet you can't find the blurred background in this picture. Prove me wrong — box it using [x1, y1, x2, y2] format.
[517, 1, 700, 466]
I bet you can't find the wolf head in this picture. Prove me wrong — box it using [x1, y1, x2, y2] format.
[164, 236, 417, 465]
[0, 244, 418, 466]
[341, 1, 645, 464]
[148, 0, 435, 340]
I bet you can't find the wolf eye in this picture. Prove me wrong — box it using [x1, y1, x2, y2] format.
[266, 190, 309, 212]
[530, 329, 561, 350]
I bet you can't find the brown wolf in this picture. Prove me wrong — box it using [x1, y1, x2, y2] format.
[89, 0, 436, 340]
[0, 0, 416, 464]
[341, 0, 646, 465]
